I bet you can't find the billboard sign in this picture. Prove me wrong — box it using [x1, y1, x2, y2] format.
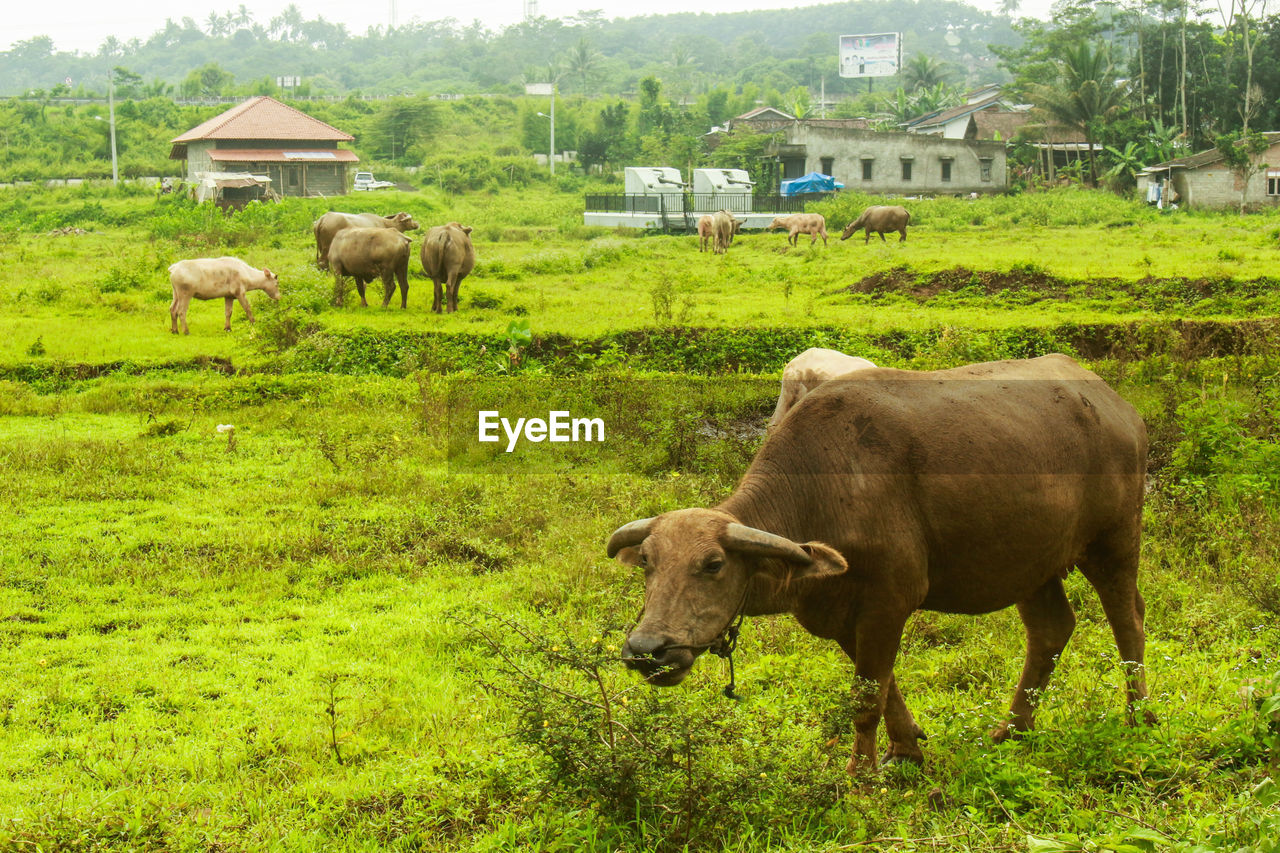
[838, 33, 902, 78]
[524, 83, 554, 96]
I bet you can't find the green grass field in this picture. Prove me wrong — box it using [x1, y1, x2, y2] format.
[1, 184, 1278, 852]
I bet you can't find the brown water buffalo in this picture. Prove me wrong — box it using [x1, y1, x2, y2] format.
[329, 227, 412, 308]
[768, 213, 828, 247]
[608, 354, 1150, 775]
[168, 257, 280, 334]
[767, 347, 877, 432]
[697, 215, 715, 252]
[711, 210, 745, 255]
[313, 211, 419, 270]
[841, 205, 911, 243]
[420, 222, 475, 313]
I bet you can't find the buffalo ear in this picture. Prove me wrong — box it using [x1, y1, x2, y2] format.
[461, 225, 473, 235]
[263, 268, 273, 277]
[614, 545, 643, 567]
[762, 541, 847, 583]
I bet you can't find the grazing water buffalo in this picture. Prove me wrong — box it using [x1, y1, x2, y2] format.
[313, 211, 419, 270]
[710, 210, 745, 255]
[767, 347, 877, 432]
[420, 222, 475, 314]
[841, 205, 911, 244]
[168, 257, 280, 334]
[769, 213, 828, 247]
[329, 227, 413, 308]
[697, 215, 715, 252]
[608, 354, 1151, 774]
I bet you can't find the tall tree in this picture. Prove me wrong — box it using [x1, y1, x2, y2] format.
[1030, 41, 1127, 185]
[900, 54, 952, 92]
[566, 37, 601, 95]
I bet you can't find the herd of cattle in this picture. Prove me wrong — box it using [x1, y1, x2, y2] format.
[158, 196, 1158, 778]
[166, 210, 475, 333]
[166, 203, 911, 332]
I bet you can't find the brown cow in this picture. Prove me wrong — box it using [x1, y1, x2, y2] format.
[313, 211, 419, 270]
[768, 213, 828, 247]
[767, 347, 877, 432]
[329, 227, 412, 308]
[841, 205, 911, 244]
[608, 354, 1151, 775]
[168, 257, 280, 334]
[420, 222, 475, 314]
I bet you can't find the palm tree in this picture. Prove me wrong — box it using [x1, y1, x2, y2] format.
[566, 37, 601, 95]
[900, 54, 951, 92]
[1030, 41, 1127, 186]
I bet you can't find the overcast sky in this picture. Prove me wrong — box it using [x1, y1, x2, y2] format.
[7, 0, 1052, 55]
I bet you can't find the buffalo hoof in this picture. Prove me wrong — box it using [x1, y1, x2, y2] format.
[880, 747, 925, 767]
[989, 722, 1028, 744]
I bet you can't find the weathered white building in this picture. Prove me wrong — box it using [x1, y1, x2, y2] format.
[768, 124, 1007, 195]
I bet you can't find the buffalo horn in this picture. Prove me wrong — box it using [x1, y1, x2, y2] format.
[725, 523, 812, 564]
[606, 517, 656, 557]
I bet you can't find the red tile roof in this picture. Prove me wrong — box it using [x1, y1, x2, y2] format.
[172, 96, 354, 143]
[208, 148, 360, 163]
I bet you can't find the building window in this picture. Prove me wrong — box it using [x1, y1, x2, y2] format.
[940, 159, 952, 182]
[901, 160, 913, 181]
[979, 158, 993, 182]
[1268, 169, 1280, 196]
[861, 159, 873, 181]
[820, 156, 834, 176]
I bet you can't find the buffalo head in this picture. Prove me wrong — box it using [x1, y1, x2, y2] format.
[607, 508, 846, 686]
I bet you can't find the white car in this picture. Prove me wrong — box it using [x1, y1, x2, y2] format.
[353, 171, 395, 191]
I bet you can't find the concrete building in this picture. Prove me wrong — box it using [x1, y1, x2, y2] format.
[170, 96, 358, 197]
[768, 123, 1007, 195]
[1138, 133, 1280, 209]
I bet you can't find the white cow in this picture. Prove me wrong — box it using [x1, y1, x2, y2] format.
[767, 347, 877, 432]
[168, 257, 280, 334]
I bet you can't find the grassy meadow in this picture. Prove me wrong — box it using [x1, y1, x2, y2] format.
[0, 183, 1278, 852]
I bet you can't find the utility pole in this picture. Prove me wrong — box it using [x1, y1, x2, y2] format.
[107, 68, 118, 185]
[550, 84, 555, 176]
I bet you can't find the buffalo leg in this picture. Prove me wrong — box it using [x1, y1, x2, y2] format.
[237, 293, 255, 325]
[175, 295, 191, 335]
[333, 274, 345, 307]
[864, 231, 871, 244]
[1080, 537, 1153, 725]
[839, 619, 907, 774]
[381, 273, 395, 309]
[881, 675, 926, 764]
[878, 232, 887, 242]
[223, 296, 235, 331]
[397, 269, 409, 309]
[899, 229, 907, 242]
[432, 278, 444, 314]
[993, 576, 1076, 742]
[448, 274, 462, 312]
[169, 297, 179, 334]
[356, 277, 369, 307]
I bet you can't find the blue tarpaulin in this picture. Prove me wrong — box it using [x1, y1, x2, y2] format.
[779, 172, 845, 196]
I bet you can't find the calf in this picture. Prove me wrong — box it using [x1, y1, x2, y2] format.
[169, 257, 280, 334]
[768, 347, 877, 432]
[768, 213, 828, 247]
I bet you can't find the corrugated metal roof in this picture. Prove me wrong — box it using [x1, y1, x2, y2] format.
[1143, 132, 1280, 172]
[171, 96, 354, 143]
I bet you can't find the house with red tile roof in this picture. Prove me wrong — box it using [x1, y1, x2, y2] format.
[170, 96, 358, 197]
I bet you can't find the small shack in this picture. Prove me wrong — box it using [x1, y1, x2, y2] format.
[1137, 133, 1280, 209]
[170, 96, 358, 198]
